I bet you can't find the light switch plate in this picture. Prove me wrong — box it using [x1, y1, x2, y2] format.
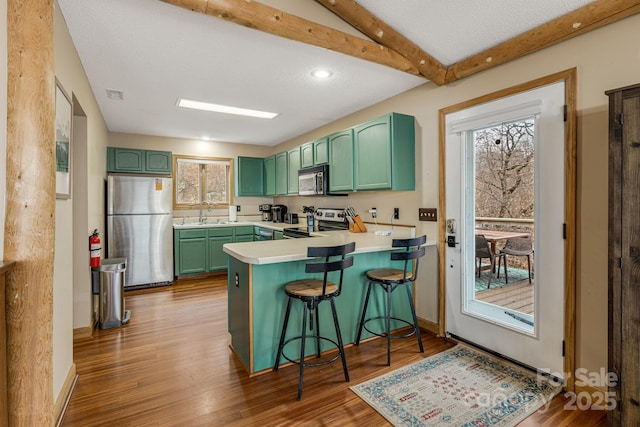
[419, 208, 437, 221]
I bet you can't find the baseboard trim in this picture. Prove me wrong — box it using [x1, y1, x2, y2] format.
[54, 364, 78, 426]
[417, 317, 439, 335]
[572, 382, 609, 410]
[73, 325, 93, 341]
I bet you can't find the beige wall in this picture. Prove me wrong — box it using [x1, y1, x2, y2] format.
[54, 2, 110, 402]
[270, 14, 640, 375]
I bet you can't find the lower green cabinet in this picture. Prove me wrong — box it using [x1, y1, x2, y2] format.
[273, 230, 283, 240]
[175, 226, 258, 276]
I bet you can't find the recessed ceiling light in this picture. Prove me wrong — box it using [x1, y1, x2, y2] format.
[177, 98, 278, 119]
[106, 89, 124, 100]
[311, 69, 333, 79]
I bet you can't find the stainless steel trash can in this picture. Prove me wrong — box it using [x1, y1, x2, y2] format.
[96, 258, 130, 329]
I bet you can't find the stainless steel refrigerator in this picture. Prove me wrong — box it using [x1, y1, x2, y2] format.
[106, 174, 173, 289]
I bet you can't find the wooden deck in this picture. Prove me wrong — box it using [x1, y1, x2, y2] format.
[475, 279, 534, 315]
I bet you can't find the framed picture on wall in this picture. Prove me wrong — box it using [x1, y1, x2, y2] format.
[55, 79, 72, 199]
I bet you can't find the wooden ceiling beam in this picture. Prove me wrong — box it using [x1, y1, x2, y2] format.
[160, 0, 421, 77]
[446, 0, 640, 83]
[314, 0, 447, 85]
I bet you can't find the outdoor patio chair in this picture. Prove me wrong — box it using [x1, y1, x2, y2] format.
[475, 234, 500, 288]
[497, 235, 534, 284]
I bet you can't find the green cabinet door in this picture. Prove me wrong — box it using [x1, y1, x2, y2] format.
[314, 137, 329, 164]
[275, 151, 288, 195]
[354, 112, 415, 191]
[354, 115, 392, 190]
[300, 142, 314, 168]
[287, 147, 300, 194]
[145, 150, 172, 174]
[208, 236, 234, 271]
[174, 229, 207, 275]
[328, 129, 354, 192]
[235, 157, 264, 196]
[107, 147, 144, 173]
[273, 230, 283, 240]
[263, 155, 276, 196]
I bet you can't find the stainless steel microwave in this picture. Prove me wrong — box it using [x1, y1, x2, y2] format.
[298, 165, 328, 196]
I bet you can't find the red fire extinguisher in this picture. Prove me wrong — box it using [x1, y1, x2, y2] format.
[89, 229, 101, 267]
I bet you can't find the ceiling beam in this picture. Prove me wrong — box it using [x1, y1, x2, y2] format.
[314, 0, 447, 85]
[446, 0, 640, 83]
[160, 0, 421, 77]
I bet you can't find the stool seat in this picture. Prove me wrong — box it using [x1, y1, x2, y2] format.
[285, 279, 338, 297]
[366, 268, 413, 282]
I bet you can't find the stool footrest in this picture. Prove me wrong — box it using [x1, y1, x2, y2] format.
[361, 316, 419, 340]
[278, 335, 344, 368]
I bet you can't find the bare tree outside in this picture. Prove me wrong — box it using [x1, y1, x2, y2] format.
[474, 119, 535, 220]
[175, 157, 232, 207]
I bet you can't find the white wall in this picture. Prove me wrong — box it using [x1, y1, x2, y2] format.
[54, 1, 110, 402]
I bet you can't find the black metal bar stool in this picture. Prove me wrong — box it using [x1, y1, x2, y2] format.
[355, 235, 426, 365]
[273, 242, 355, 400]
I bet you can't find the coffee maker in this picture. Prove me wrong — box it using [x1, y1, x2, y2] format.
[271, 205, 288, 223]
[259, 204, 272, 222]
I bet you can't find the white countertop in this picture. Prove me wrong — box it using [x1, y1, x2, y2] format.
[173, 221, 301, 231]
[223, 228, 435, 265]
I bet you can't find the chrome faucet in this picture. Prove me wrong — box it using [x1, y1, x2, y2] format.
[200, 201, 212, 223]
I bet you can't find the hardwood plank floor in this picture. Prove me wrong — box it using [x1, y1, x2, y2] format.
[61, 276, 606, 426]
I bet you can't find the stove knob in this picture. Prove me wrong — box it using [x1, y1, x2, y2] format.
[316, 211, 323, 217]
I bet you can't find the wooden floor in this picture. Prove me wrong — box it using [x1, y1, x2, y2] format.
[476, 280, 535, 315]
[61, 276, 606, 426]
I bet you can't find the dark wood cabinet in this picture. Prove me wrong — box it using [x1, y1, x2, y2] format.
[607, 83, 640, 426]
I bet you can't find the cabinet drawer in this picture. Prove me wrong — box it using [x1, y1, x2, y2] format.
[178, 229, 206, 239]
[235, 226, 254, 236]
[209, 227, 234, 237]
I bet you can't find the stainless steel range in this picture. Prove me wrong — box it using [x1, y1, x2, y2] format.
[283, 208, 348, 239]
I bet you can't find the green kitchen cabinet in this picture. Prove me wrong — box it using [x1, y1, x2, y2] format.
[175, 226, 257, 276]
[234, 226, 254, 243]
[275, 151, 288, 195]
[174, 229, 207, 276]
[107, 147, 172, 174]
[300, 142, 314, 168]
[263, 155, 276, 196]
[273, 230, 283, 240]
[313, 137, 329, 164]
[353, 113, 415, 191]
[328, 129, 354, 192]
[287, 147, 300, 194]
[227, 258, 251, 367]
[235, 157, 264, 197]
[145, 150, 172, 174]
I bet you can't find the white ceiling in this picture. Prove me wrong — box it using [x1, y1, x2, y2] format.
[57, 0, 595, 146]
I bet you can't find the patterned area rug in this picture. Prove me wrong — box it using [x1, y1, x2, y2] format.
[350, 344, 561, 426]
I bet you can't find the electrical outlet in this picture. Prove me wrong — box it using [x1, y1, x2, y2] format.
[369, 207, 377, 218]
[236, 205, 241, 212]
[419, 208, 437, 221]
[393, 208, 399, 220]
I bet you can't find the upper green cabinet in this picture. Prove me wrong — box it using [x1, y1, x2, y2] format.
[328, 129, 354, 192]
[107, 147, 172, 174]
[235, 157, 264, 197]
[287, 147, 300, 194]
[275, 151, 288, 196]
[314, 137, 329, 165]
[300, 142, 314, 168]
[263, 155, 276, 196]
[353, 113, 415, 191]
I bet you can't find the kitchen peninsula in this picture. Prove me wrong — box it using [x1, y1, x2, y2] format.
[223, 229, 435, 375]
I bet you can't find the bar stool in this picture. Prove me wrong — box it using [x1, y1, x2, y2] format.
[355, 235, 426, 365]
[273, 242, 355, 400]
